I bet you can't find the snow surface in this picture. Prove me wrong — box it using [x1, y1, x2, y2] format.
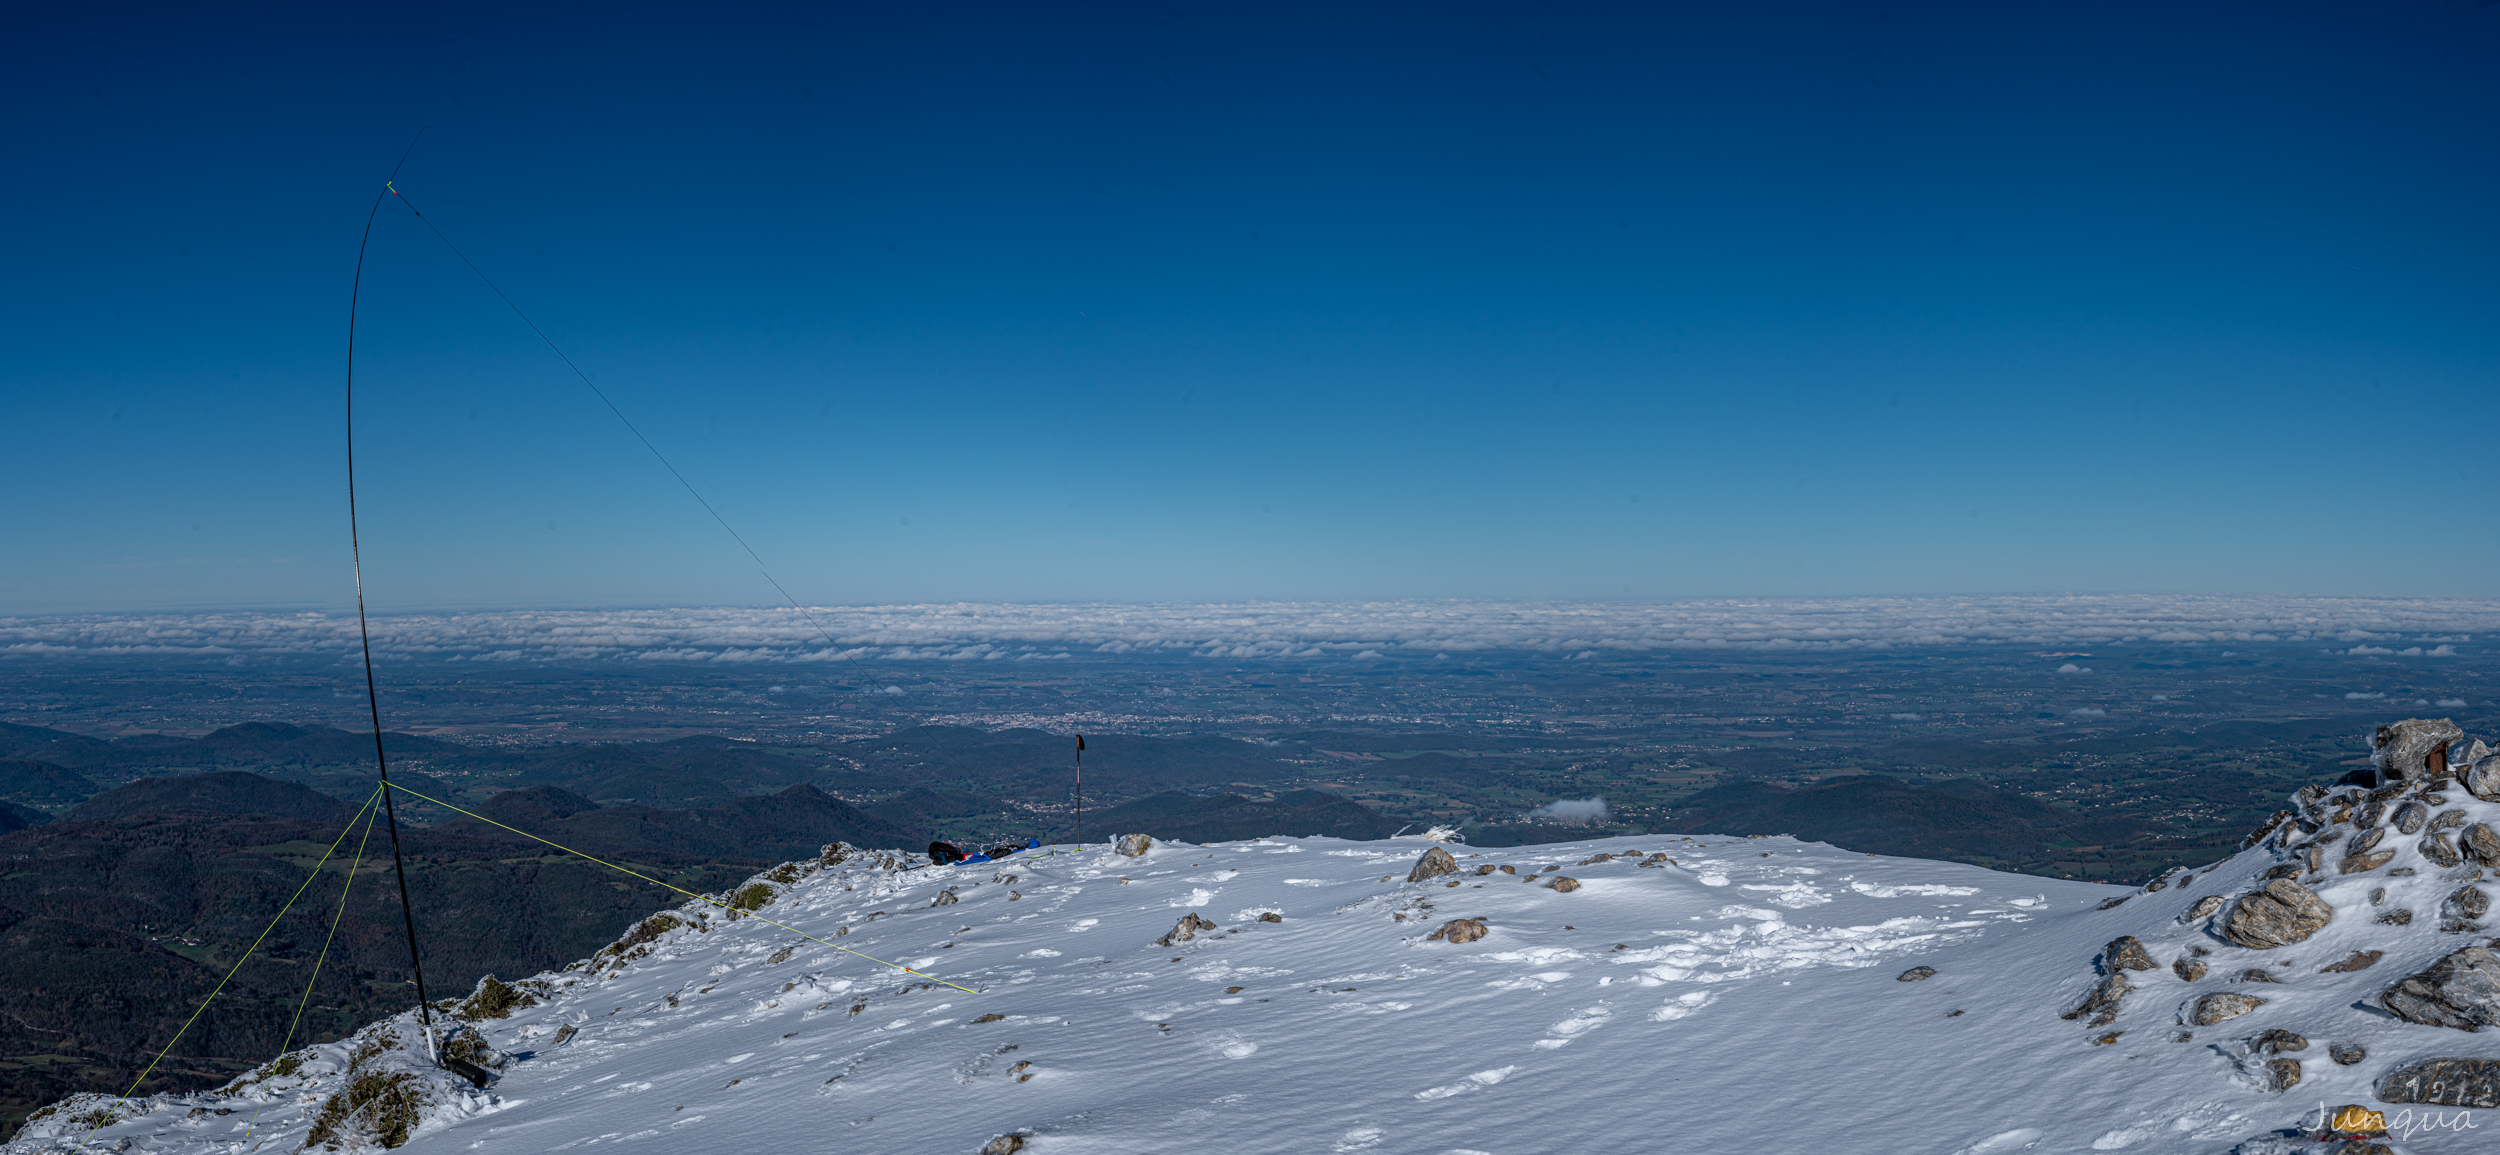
[14, 803, 2500, 1154]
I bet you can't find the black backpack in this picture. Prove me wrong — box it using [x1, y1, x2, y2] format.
[928, 840, 964, 865]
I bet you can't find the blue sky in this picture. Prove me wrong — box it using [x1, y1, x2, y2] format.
[5, 2, 2497, 614]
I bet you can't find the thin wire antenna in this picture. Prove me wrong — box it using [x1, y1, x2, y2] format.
[1074, 733, 1085, 846]
[379, 183, 850, 657]
[347, 129, 441, 1060]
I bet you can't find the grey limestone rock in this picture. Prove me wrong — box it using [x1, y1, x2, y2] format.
[2431, 808, 2468, 833]
[1407, 846, 1459, 883]
[2329, 1041, 2367, 1066]
[1897, 965, 1936, 982]
[2191, 991, 2266, 1026]
[2222, 880, 2334, 950]
[2187, 894, 2227, 922]
[2377, 1058, 2500, 1108]
[2421, 832, 2463, 869]
[2252, 1028, 2307, 1054]
[2263, 1057, 2302, 1092]
[2446, 886, 2491, 922]
[1115, 833, 1153, 857]
[2463, 823, 2500, 868]
[2063, 972, 2132, 1026]
[2378, 945, 2500, 1031]
[1156, 913, 1217, 947]
[2465, 754, 2500, 802]
[2394, 800, 2431, 836]
[2104, 936, 2157, 973]
[2375, 718, 2464, 784]
[2174, 957, 2209, 982]
[1427, 918, 1487, 944]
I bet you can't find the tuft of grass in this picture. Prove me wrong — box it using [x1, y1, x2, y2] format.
[454, 976, 538, 1022]
[729, 883, 775, 912]
[305, 1072, 424, 1150]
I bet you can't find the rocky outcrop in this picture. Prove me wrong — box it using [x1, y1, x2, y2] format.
[2374, 718, 2462, 784]
[2377, 1058, 2500, 1108]
[1545, 875, 1581, 893]
[2330, 1041, 2367, 1066]
[2462, 822, 2500, 867]
[2191, 992, 2265, 1026]
[1897, 966, 1935, 982]
[2393, 800, 2430, 835]
[2174, 957, 2208, 982]
[1156, 913, 1217, 947]
[2420, 832, 2463, 868]
[2262, 1058, 2302, 1092]
[1407, 846, 1459, 883]
[2222, 880, 2334, 949]
[2380, 946, 2500, 1030]
[2466, 754, 2500, 802]
[2103, 936, 2156, 973]
[2252, 1029, 2306, 1054]
[2186, 895, 2226, 921]
[2445, 886, 2490, 922]
[1427, 918, 1487, 943]
[2063, 973, 2131, 1026]
[1115, 833, 1154, 857]
[2318, 950, 2383, 974]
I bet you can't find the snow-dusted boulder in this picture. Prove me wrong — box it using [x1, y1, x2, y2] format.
[2378, 945, 2500, 1031]
[2373, 717, 2463, 784]
[2221, 879, 2334, 949]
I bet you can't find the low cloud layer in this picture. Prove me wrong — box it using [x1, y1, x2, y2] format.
[1, 595, 2491, 665]
[1526, 798, 1611, 824]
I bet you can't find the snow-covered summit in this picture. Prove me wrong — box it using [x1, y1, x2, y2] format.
[15, 719, 2500, 1154]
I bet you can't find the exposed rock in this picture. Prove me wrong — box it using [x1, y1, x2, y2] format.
[2463, 823, 2500, 867]
[2329, 1041, 2367, 1066]
[2369, 887, 2387, 906]
[1407, 847, 1459, 883]
[2447, 886, 2491, 922]
[2389, 867, 2416, 876]
[1257, 912, 1282, 923]
[1545, 875, 1581, 893]
[2186, 895, 2226, 921]
[982, 1133, 1031, 1154]
[2376, 909, 2413, 926]
[1428, 918, 1488, 943]
[2431, 808, 2468, 833]
[2350, 827, 2386, 854]
[1897, 966, 1936, 982]
[2354, 798, 2387, 830]
[2095, 895, 2130, 911]
[2390, 800, 2430, 837]
[1155, 913, 1217, 947]
[2264, 1057, 2303, 1092]
[1578, 853, 1612, 865]
[930, 888, 959, 907]
[2466, 754, 2500, 802]
[2319, 950, 2384, 974]
[2062, 972, 2131, 1026]
[2376, 1057, 2500, 1108]
[2380, 946, 2500, 1030]
[1115, 833, 1154, 857]
[2238, 968, 2282, 983]
[2262, 864, 2302, 880]
[2144, 874, 2169, 892]
[2104, 936, 2157, 972]
[2173, 957, 2208, 982]
[2421, 832, 2463, 869]
[2191, 992, 2265, 1026]
[2253, 1029, 2307, 1053]
[2374, 718, 2462, 784]
[2304, 843, 2327, 874]
[2242, 809, 2296, 849]
[1474, 864, 1498, 876]
[2222, 880, 2334, 949]
[2340, 851, 2395, 874]
[2090, 1031, 2123, 1045]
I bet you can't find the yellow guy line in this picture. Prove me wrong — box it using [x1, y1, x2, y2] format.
[382, 783, 980, 995]
[77, 784, 386, 1152]
[244, 798, 383, 1149]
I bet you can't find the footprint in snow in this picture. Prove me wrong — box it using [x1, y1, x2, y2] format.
[1952, 1127, 2043, 1154]
[1415, 1066, 1516, 1099]
[1651, 990, 1716, 1021]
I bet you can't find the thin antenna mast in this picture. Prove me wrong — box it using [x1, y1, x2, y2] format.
[1074, 734, 1085, 846]
[346, 131, 440, 1061]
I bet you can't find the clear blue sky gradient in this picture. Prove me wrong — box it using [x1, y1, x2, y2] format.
[6, 3, 2497, 614]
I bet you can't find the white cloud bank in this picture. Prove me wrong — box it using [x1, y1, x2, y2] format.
[0, 595, 2490, 665]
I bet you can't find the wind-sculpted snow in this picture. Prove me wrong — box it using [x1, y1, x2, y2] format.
[2, 594, 2492, 663]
